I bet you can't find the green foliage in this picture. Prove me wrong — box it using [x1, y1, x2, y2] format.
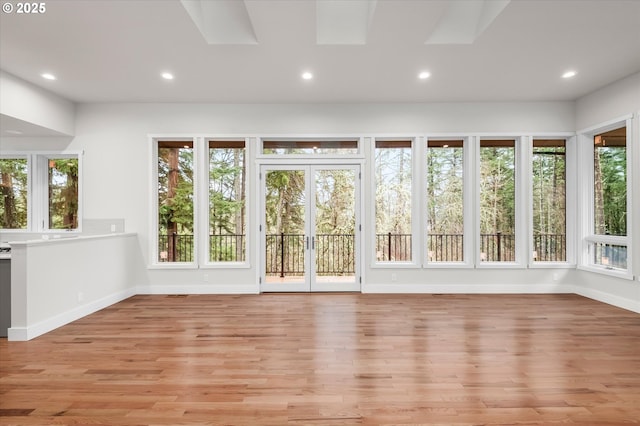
[480, 147, 515, 235]
[375, 146, 412, 234]
[158, 147, 194, 235]
[427, 146, 463, 234]
[532, 147, 566, 236]
[596, 146, 627, 236]
[48, 158, 79, 229]
[265, 170, 305, 234]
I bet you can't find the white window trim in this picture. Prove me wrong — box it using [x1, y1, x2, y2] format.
[200, 136, 251, 269]
[371, 136, 420, 268]
[528, 133, 576, 268]
[424, 135, 474, 268]
[0, 153, 31, 232]
[0, 151, 82, 233]
[257, 135, 365, 160]
[576, 114, 634, 280]
[475, 135, 524, 269]
[149, 136, 198, 269]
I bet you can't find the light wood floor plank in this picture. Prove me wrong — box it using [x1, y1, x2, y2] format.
[1, 293, 639, 424]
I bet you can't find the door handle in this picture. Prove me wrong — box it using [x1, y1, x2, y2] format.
[312, 236, 315, 250]
[306, 236, 309, 250]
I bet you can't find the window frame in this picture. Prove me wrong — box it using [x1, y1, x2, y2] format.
[0, 153, 31, 232]
[0, 151, 82, 233]
[577, 115, 633, 279]
[424, 135, 473, 268]
[475, 136, 525, 268]
[201, 138, 250, 268]
[370, 136, 419, 268]
[258, 137, 362, 159]
[528, 134, 576, 268]
[150, 137, 198, 269]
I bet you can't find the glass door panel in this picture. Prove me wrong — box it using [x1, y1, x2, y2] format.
[261, 165, 360, 292]
[312, 167, 358, 291]
[263, 167, 309, 291]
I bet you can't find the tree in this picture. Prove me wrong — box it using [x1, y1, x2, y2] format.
[158, 144, 194, 261]
[48, 159, 78, 229]
[0, 159, 28, 229]
[209, 146, 246, 261]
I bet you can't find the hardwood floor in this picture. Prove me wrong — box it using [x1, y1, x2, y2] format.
[1, 293, 639, 425]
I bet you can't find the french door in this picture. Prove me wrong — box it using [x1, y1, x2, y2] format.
[260, 164, 360, 292]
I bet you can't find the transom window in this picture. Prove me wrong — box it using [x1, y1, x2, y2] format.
[262, 139, 358, 155]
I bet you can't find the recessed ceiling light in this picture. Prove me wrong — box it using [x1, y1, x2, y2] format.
[562, 70, 577, 79]
[161, 72, 174, 80]
[302, 72, 313, 80]
[418, 71, 431, 80]
[41, 73, 56, 80]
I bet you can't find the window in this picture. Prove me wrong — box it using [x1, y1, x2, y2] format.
[426, 139, 464, 262]
[532, 139, 566, 262]
[0, 157, 28, 229]
[479, 139, 516, 263]
[591, 126, 627, 270]
[47, 157, 79, 230]
[593, 128, 626, 238]
[375, 140, 412, 262]
[208, 140, 246, 263]
[157, 141, 194, 263]
[0, 153, 81, 232]
[262, 139, 358, 155]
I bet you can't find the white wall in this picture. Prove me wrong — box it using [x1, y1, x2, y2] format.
[0, 70, 76, 136]
[573, 72, 640, 311]
[9, 234, 142, 340]
[2, 70, 637, 313]
[53, 101, 574, 294]
[576, 72, 640, 130]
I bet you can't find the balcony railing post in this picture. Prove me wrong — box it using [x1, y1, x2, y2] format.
[171, 232, 177, 262]
[387, 232, 392, 261]
[280, 232, 285, 278]
[496, 232, 502, 261]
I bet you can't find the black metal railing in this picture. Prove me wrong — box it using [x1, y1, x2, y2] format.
[533, 234, 566, 262]
[265, 233, 306, 277]
[480, 233, 515, 261]
[159, 232, 568, 265]
[315, 234, 355, 275]
[265, 233, 356, 277]
[210, 234, 245, 262]
[158, 233, 194, 262]
[428, 234, 463, 262]
[375, 233, 412, 261]
[159, 233, 245, 262]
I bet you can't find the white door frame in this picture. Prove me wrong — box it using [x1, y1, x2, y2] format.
[259, 163, 362, 292]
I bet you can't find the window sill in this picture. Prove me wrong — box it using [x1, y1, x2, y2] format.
[148, 263, 198, 270]
[577, 264, 634, 281]
[371, 261, 419, 269]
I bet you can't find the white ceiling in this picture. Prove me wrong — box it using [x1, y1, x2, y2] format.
[1, 0, 639, 104]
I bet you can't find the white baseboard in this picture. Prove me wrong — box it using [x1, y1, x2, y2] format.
[569, 285, 640, 314]
[136, 284, 259, 295]
[8, 287, 137, 341]
[362, 283, 572, 294]
[8, 282, 636, 342]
